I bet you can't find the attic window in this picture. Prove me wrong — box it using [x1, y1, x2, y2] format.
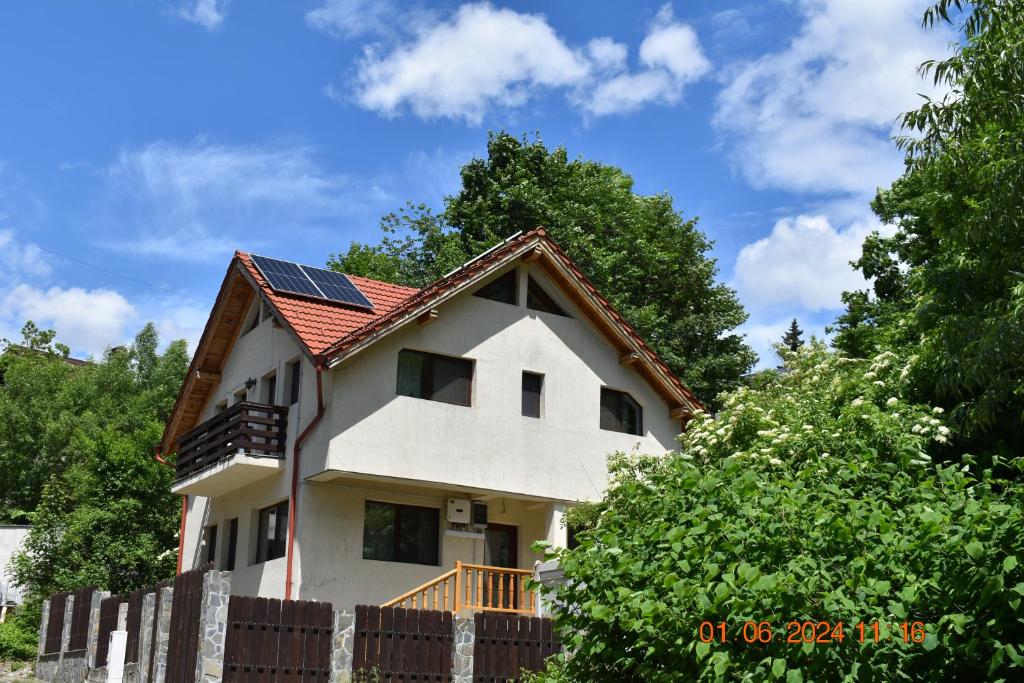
[527, 276, 569, 317]
[473, 269, 517, 305]
[600, 387, 643, 436]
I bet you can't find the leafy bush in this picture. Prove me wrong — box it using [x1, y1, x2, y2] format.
[537, 345, 1024, 681]
[0, 611, 38, 661]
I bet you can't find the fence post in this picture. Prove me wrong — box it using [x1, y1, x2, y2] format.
[451, 616, 475, 683]
[117, 602, 128, 631]
[137, 592, 156, 683]
[60, 594, 75, 655]
[151, 586, 174, 683]
[330, 609, 355, 683]
[193, 570, 232, 682]
[36, 598, 50, 662]
[88, 590, 111, 669]
[108, 630, 128, 683]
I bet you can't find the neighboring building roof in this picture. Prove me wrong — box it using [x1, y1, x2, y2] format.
[159, 229, 702, 454]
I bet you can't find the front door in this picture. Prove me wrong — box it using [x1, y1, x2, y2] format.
[484, 524, 518, 609]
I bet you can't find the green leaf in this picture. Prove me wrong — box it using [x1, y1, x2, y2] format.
[787, 669, 804, 683]
[772, 658, 787, 679]
[966, 541, 985, 560]
[1003, 555, 1018, 573]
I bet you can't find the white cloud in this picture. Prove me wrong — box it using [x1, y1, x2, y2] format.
[177, 0, 230, 31]
[733, 214, 893, 312]
[353, 3, 591, 124]
[341, 2, 709, 123]
[579, 5, 710, 118]
[0, 230, 52, 279]
[2, 284, 136, 357]
[98, 140, 392, 262]
[714, 0, 953, 195]
[305, 0, 432, 40]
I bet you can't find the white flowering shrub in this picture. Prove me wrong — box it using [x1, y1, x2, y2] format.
[541, 343, 1024, 682]
[680, 344, 947, 471]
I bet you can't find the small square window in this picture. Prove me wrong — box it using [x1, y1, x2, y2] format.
[203, 525, 218, 565]
[522, 372, 543, 418]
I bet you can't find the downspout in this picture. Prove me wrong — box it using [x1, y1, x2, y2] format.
[154, 448, 187, 575]
[285, 357, 326, 600]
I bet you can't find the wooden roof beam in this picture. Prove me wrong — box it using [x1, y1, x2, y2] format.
[417, 309, 439, 326]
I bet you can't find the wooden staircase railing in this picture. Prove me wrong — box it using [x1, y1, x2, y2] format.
[382, 561, 536, 616]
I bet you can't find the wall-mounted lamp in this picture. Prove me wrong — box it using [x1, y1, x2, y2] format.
[244, 377, 257, 391]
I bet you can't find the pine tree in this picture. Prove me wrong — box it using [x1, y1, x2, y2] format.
[782, 318, 803, 352]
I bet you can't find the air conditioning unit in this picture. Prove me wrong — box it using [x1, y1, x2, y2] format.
[447, 498, 471, 524]
[471, 501, 488, 527]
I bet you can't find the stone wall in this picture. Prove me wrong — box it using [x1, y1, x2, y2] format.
[195, 570, 231, 682]
[452, 617, 475, 683]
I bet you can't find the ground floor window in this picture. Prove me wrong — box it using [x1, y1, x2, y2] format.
[255, 500, 288, 563]
[362, 500, 440, 566]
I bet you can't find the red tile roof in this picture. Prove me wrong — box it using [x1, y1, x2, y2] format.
[236, 252, 420, 356]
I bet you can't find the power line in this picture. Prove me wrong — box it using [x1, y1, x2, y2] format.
[7, 234, 212, 305]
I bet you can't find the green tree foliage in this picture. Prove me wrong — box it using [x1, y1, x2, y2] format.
[537, 345, 1024, 681]
[831, 0, 1024, 450]
[780, 319, 803, 352]
[4, 322, 188, 615]
[330, 132, 756, 405]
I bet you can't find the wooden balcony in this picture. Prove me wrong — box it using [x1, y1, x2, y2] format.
[383, 561, 536, 616]
[170, 402, 288, 497]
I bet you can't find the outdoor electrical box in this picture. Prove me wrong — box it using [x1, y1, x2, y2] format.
[447, 498, 471, 524]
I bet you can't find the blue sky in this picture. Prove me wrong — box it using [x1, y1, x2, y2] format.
[0, 0, 953, 367]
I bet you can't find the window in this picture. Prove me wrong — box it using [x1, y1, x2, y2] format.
[397, 350, 473, 407]
[223, 518, 238, 571]
[244, 302, 261, 334]
[362, 501, 440, 566]
[204, 525, 218, 564]
[522, 372, 543, 418]
[526, 276, 568, 317]
[474, 269, 517, 305]
[255, 501, 288, 563]
[262, 373, 277, 405]
[600, 387, 643, 436]
[286, 361, 301, 405]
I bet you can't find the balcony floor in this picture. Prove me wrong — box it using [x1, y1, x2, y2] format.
[171, 452, 284, 497]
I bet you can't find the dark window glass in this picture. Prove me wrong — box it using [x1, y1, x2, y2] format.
[205, 525, 218, 564]
[263, 374, 277, 405]
[474, 269, 518, 305]
[362, 501, 440, 565]
[522, 372, 543, 418]
[527, 276, 569, 317]
[567, 524, 581, 550]
[600, 387, 643, 436]
[396, 350, 473, 406]
[224, 518, 238, 571]
[287, 361, 301, 405]
[256, 501, 288, 563]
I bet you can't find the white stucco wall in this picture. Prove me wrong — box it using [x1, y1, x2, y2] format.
[0, 525, 29, 604]
[180, 298, 321, 585]
[316, 263, 680, 502]
[294, 481, 551, 606]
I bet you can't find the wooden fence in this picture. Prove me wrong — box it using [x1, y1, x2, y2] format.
[353, 605, 453, 682]
[165, 565, 212, 683]
[66, 586, 97, 651]
[124, 587, 147, 663]
[223, 595, 334, 682]
[43, 590, 71, 654]
[473, 612, 560, 682]
[95, 594, 125, 666]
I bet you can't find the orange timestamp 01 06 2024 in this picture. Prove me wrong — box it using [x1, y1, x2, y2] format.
[697, 620, 927, 645]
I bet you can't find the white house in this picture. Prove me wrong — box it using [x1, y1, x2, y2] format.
[160, 229, 701, 612]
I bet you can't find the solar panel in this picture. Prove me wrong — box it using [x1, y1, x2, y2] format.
[250, 254, 374, 309]
[301, 264, 375, 309]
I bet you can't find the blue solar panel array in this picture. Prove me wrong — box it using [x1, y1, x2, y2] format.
[250, 255, 374, 309]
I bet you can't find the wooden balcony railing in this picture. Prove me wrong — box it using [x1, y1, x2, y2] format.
[382, 561, 536, 616]
[174, 401, 288, 481]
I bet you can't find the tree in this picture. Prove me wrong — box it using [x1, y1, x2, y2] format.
[7, 323, 188, 614]
[831, 0, 1024, 453]
[780, 318, 803, 352]
[330, 132, 756, 406]
[538, 345, 1024, 681]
